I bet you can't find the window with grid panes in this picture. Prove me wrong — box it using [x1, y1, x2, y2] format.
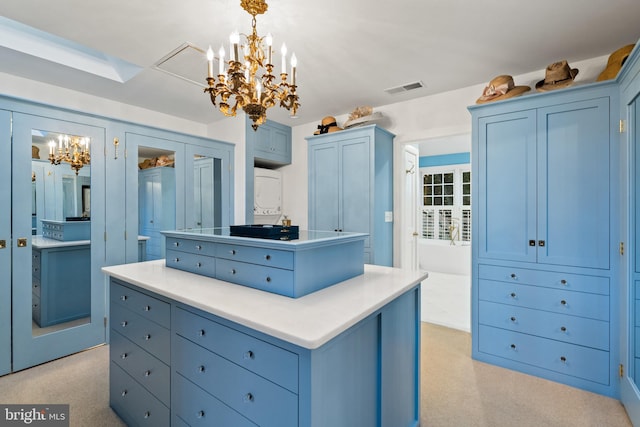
[421, 167, 471, 243]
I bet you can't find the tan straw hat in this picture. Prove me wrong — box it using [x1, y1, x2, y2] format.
[314, 116, 343, 135]
[535, 60, 579, 92]
[597, 44, 635, 81]
[476, 75, 530, 104]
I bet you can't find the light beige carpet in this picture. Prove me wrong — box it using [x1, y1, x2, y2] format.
[0, 323, 633, 426]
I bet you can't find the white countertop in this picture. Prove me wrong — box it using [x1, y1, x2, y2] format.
[102, 260, 428, 349]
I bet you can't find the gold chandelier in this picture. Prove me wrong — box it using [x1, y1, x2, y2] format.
[205, 0, 300, 131]
[48, 134, 91, 175]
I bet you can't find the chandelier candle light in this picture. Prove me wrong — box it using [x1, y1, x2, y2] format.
[48, 134, 91, 175]
[205, 0, 300, 131]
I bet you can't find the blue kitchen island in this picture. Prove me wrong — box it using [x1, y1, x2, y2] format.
[102, 231, 426, 427]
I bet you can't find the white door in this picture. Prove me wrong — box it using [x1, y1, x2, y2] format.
[400, 145, 420, 269]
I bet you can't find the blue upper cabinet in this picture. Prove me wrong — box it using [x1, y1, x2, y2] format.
[307, 125, 394, 266]
[138, 166, 176, 260]
[475, 92, 612, 270]
[249, 118, 292, 167]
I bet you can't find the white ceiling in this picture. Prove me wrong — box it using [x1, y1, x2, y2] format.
[0, 0, 639, 127]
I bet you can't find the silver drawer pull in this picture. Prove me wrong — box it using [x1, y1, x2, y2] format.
[560, 356, 567, 363]
[144, 370, 151, 377]
[265, 276, 272, 283]
[120, 295, 128, 301]
[197, 410, 205, 418]
[144, 334, 151, 340]
[196, 262, 202, 268]
[560, 300, 567, 306]
[243, 393, 254, 403]
[230, 269, 237, 275]
[144, 305, 151, 312]
[510, 273, 517, 279]
[144, 411, 150, 419]
[560, 326, 567, 332]
[230, 249, 236, 255]
[510, 344, 516, 350]
[265, 254, 271, 261]
[510, 317, 516, 322]
[120, 353, 128, 359]
[510, 292, 516, 298]
[198, 329, 206, 337]
[195, 244, 202, 250]
[34, 267, 38, 272]
[173, 241, 180, 247]
[174, 258, 180, 263]
[244, 350, 254, 360]
[198, 365, 206, 373]
[560, 279, 567, 285]
[121, 321, 128, 327]
[121, 390, 127, 397]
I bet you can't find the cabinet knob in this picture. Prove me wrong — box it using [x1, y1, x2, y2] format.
[195, 244, 202, 250]
[121, 390, 128, 397]
[197, 410, 205, 419]
[510, 344, 516, 350]
[230, 249, 236, 255]
[529, 240, 536, 247]
[230, 269, 236, 275]
[144, 305, 151, 312]
[196, 262, 202, 268]
[198, 365, 206, 373]
[265, 254, 271, 261]
[510, 273, 517, 279]
[144, 334, 151, 340]
[173, 241, 180, 247]
[144, 370, 151, 377]
[560, 279, 567, 285]
[560, 356, 567, 363]
[560, 326, 567, 332]
[144, 411, 150, 419]
[538, 240, 545, 247]
[560, 300, 567, 306]
[120, 353, 128, 359]
[510, 317, 516, 322]
[174, 258, 180, 263]
[244, 350, 254, 360]
[121, 321, 128, 328]
[198, 329, 206, 337]
[120, 295, 128, 301]
[265, 276, 272, 283]
[510, 292, 517, 298]
[243, 393, 254, 403]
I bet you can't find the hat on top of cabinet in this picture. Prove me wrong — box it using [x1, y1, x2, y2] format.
[535, 60, 579, 92]
[314, 116, 343, 135]
[597, 44, 635, 81]
[476, 75, 531, 104]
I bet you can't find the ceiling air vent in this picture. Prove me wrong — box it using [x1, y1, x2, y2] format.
[384, 81, 424, 95]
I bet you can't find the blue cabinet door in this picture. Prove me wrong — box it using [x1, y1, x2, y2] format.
[477, 110, 537, 262]
[537, 97, 610, 269]
[0, 110, 10, 376]
[308, 142, 340, 231]
[340, 136, 372, 248]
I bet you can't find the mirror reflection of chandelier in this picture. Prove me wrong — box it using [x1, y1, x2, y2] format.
[204, 0, 300, 131]
[48, 134, 91, 175]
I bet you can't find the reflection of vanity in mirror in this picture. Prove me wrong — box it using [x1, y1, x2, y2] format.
[30, 129, 93, 331]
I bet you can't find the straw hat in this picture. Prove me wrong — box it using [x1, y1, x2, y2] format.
[597, 44, 635, 81]
[535, 60, 579, 92]
[476, 75, 530, 104]
[314, 116, 343, 135]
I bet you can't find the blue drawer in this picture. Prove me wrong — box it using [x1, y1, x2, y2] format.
[478, 279, 609, 321]
[478, 300, 609, 350]
[215, 243, 294, 270]
[173, 307, 298, 393]
[166, 237, 217, 256]
[110, 361, 169, 427]
[478, 265, 609, 295]
[173, 373, 258, 427]
[111, 302, 170, 364]
[635, 327, 640, 356]
[478, 325, 609, 385]
[111, 281, 170, 328]
[216, 258, 295, 296]
[173, 335, 298, 427]
[110, 330, 170, 405]
[32, 276, 41, 297]
[32, 251, 41, 277]
[166, 250, 216, 277]
[32, 294, 41, 326]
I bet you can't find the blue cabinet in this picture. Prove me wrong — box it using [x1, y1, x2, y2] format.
[0, 110, 10, 376]
[306, 125, 394, 266]
[138, 167, 176, 260]
[470, 84, 619, 397]
[249, 118, 292, 167]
